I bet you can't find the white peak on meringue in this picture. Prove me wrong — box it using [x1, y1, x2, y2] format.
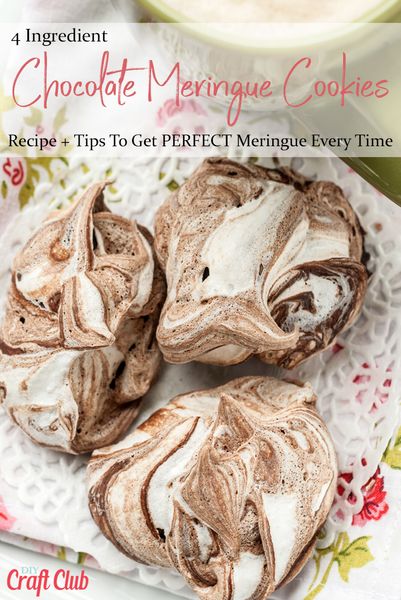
[16, 264, 53, 297]
[73, 272, 112, 343]
[262, 492, 298, 584]
[147, 417, 209, 533]
[232, 553, 265, 600]
[200, 182, 299, 299]
[311, 479, 333, 514]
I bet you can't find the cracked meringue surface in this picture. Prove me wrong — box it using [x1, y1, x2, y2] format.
[0, 182, 165, 453]
[154, 158, 368, 368]
[88, 376, 337, 600]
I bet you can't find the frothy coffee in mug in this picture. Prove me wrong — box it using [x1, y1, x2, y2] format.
[164, 0, 384, 22]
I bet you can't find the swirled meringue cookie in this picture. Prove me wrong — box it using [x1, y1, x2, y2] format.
[154, 158, 368, 368]
[88, 376, 337, 600]
[0, 182, 165, 453]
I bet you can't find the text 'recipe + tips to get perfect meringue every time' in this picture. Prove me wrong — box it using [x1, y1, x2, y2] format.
[155, 158, 368, 368]
[88, 376, 338, 600]
[0, 182, 165, 453]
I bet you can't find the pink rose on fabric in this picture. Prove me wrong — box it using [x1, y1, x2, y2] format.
[156, 99, 208, 149]
[0, 496, 16, 531]
[337, 466, 389, 527]
[156, 98, 207, 127]
[0, 157, 27, 235]
[352, 468, 389, 526]
[35, 126, 57, 152]
[2, 158, 25, 187]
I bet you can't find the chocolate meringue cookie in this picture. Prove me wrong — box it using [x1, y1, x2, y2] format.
[154, 158, 368, 368]
[0, 182, 165, 453]
[88, 376, 337, 600]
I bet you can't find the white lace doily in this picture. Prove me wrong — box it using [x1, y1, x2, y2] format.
[0, 156, 400, 598]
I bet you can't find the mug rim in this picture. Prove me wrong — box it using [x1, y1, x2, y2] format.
[136, 0, 401, 51]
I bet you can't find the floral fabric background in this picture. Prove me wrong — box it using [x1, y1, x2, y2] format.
[1, 144, 401, 600]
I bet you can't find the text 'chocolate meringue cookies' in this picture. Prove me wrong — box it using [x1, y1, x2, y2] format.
[88, 376, 337, 600]
[154, 158, 368, 368]
[0, 182, 165, 453]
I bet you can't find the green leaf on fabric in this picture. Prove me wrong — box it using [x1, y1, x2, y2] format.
[383, 426, 401, 469]
[24, 108, 42, 127]
[167, 179, 179, 191]
[336, 536, 374, 582]
[383, 448, 401, 469]
[57, 546, 67, 561]
[54, 106, 67, 132]
[1, 180, 7, 199]
[159, 171, 179, 191]
[19, 158, 60, 208]
[305, 532, 374, 599]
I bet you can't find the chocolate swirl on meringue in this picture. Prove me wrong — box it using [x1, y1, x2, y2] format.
[0, 183, 165, 453]
[88, 376, 337, 600]
[154, 158, 368, 368]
